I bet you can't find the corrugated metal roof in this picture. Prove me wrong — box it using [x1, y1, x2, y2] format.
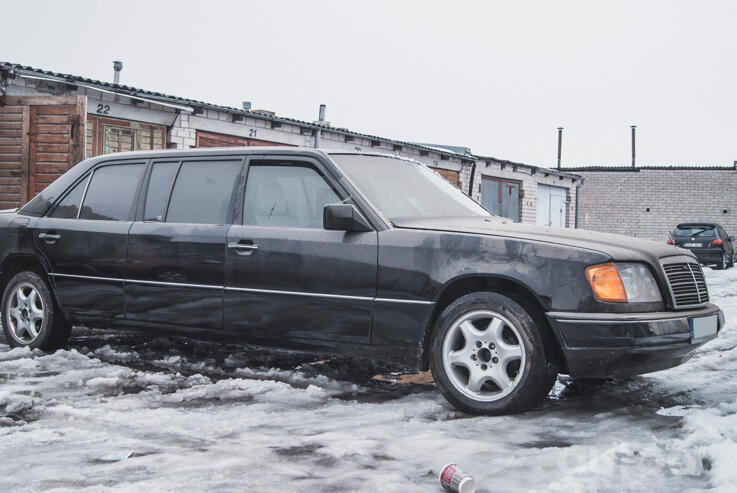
[563, 165, 737, 172]
[475, 154, 581, 180]
[0, 61, 474, 162]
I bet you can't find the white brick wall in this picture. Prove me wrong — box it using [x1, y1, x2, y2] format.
[575, 168, 737, 240]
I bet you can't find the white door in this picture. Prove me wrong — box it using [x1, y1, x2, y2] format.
[537, 184, 567, 227]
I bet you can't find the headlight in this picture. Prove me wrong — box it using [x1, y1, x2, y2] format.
[586, 262, 662, 303]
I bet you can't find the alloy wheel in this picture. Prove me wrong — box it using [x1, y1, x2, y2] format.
[5, 282, 44, 344]
[442, 310, 526, 402]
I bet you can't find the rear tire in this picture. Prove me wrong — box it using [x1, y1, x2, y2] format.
[429, 292, 559, 415]
[1, 271, 71, 350]
[719, 253, 728, 270]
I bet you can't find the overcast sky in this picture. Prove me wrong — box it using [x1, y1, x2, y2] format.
[3, 0, 735, 167]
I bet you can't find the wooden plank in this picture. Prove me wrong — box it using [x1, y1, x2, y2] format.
[36, 105, 75, 115]
[0, 177, 22, 185]
[32, 165, 69, 175]
[0, 137, 22, 145]
[0, 145, 22, 154]
[33, 173, 66, 183]
[35, 143, 70, 153]
[72, 96, 86, 163]
[0, 122, 22, 130]
[20, 105, 29, 204]
[33, 123, 71, 134]
[0, 107, 24, 114]
[0, 113, 23, 122]
[28, 105, 38, 200]
[35, 114, 72, 124]
[33, 153, 70, 163]
[32, 134, 70, 144]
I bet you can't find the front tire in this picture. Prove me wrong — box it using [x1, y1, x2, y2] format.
[429, 292, 559, 415]
[2, 271, 71, 350]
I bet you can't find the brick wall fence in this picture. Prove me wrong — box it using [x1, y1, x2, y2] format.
[571, 167, 737, 241]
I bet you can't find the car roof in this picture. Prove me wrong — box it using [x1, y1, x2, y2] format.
[676, 223, 719, 228]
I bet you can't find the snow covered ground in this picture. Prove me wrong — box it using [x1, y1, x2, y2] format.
[0, 269, 735, 493]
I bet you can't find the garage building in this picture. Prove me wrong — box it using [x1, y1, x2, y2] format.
[0, 61, 581, 227]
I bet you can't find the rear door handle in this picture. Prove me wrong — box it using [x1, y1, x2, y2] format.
[228, 240, 259, 256]
[38, 232, 61, 244]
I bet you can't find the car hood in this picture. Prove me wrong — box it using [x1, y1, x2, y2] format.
[392, 216, 692, 264]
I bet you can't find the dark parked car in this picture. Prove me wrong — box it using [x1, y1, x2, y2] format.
[668, 223, 735, 270]
[0, 148, 725, 414]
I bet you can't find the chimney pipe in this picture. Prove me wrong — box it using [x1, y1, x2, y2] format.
[556, 127, 563, 170]
[314, 104, 326, 148]
[113, 60, 123, 85]
[631, 125, 637, 168]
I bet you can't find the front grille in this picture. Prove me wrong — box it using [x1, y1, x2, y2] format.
[663, 262, 709, 307]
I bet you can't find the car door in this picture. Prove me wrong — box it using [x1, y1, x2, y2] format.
[125, 156, 244, 329]
[34, 160, 146, 322]
[224, 156, 377, 345]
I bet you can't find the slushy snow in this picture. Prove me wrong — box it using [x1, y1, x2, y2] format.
[0, 269, 735, 492]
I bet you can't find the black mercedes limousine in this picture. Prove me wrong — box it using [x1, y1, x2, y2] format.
[0, 147, 725, 414]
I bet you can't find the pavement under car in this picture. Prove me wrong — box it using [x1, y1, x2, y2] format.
[0, 268, 736, 492]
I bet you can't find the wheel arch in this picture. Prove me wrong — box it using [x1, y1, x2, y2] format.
[0, 254, 56, 304]
[419, 274, 567, 373]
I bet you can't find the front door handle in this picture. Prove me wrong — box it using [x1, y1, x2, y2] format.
[38, 232, 61, 244]
[228, 240, 259, 256]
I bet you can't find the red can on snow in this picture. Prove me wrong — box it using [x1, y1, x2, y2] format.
[439, 463, 476, 493]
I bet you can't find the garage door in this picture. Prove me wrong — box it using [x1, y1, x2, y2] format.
[195, 130, 287, 148]
[537, 184, 567, 227]
[0, 95, 85, 208]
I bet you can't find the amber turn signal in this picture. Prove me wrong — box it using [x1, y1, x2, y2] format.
[586, 263, 628, 303]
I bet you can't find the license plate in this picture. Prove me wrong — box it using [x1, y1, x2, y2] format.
[690, 315, 718, 342]
[683, 243, 702, 248]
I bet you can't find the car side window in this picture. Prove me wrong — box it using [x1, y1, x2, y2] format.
[143, 161, 180, 222]
[243, 163, 341, 229]
[79, 164, 145, 221]
[166, 160, 242, 225]
[49, 175, 89, 219]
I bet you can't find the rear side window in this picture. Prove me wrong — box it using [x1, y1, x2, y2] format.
[166, 160, 242, 224]
[49, 176, 89, 219]
[143, 161, 179, 222]
[243, 163, 341, 229]
[80, 164, 145, 221]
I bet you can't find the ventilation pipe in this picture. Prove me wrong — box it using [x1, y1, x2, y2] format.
[113, 61, 123, 85]
[556, 127, 563, 170]
[314, 104, 326, 148]
[631, 125, 637, 168]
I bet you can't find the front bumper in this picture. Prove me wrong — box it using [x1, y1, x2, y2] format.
[546, 304, 725, 378]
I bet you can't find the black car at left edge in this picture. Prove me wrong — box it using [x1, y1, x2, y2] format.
[0, 147, 726, 415]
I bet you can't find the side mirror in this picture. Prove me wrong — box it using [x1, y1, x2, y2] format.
[323, 203, 372, 232]
[730, 236, 735, 242]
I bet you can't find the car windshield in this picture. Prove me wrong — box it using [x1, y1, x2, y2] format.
[330, 154, 490, 221]
[674, 225, 716, 237]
